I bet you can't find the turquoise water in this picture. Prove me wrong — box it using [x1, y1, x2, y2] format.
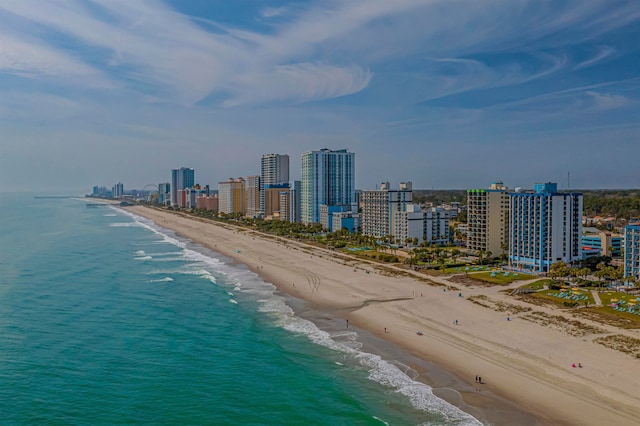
[0, 194, 480, 425]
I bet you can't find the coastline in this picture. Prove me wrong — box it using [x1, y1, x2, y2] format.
[125, 205, 640, 425]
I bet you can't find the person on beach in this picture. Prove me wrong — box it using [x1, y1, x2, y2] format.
[384, 327, 387, 333]
[346, 319, 349, 328]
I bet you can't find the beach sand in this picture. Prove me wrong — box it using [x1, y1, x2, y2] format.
[126, 206, 640, 425]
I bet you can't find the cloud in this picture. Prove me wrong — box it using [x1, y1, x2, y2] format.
[573, 45, 616, 70]
[586, 91, 633, 111]
[1, 0, 639, 109]
[261, 7, 289, 18]
[0, 33, 111, 87]
[223, 62, 371, 107]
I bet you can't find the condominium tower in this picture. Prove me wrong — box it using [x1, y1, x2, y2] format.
[170, 167, 195, 206]
[218, 178, 246, 214]
[261, 154, 289, 214]
[361, 182, 413, 238]
[509, 183, 583, 273]
[301, 149, 355, 224]
[245, 175, 261, 218]
[467, 181, 510, 256]
[624, 225, 640, 280]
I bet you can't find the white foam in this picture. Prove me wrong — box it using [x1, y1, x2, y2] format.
[110, 222, 143, 227]
[135, 250, 145, 255]
[134, 256, 152, 261]
[103, 213, 117, 217]
[148, 277, 174, 283]
[229, 299, 238, 304]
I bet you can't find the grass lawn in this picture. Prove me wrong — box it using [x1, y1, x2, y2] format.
[466, 271, 534, 285]
[519, 279, 553, 290]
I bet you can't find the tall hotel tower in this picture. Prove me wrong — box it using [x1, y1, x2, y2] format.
[467, 181, 510, 257]
[170, 167, 195, 206]
[301, 149, 355, 224]
[361, 182, 413, 238]
[509, 182, 582, 273]
[261, 154, 290, 214]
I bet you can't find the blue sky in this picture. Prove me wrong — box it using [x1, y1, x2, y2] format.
[1, 0, 639, 192]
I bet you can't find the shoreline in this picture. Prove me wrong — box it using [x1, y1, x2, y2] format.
[125, 206, 640, 425]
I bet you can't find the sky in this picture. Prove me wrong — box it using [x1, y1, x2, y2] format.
[1, 0, 639, 193]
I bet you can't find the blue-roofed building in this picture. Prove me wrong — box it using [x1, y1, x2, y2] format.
[508, 182, 583, 273]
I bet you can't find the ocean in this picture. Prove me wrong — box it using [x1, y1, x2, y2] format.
[0, 194, 481, 425]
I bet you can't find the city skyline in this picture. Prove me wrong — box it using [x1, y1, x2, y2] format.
[1, 1, 639, 192]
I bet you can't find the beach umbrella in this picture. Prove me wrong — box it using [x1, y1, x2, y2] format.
[630, 299, 637, 303]
[611, 298, 619, 303]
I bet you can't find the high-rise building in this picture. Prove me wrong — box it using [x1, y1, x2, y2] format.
[508, 182, 583, 273]
[218, 178, 246, 214]
[624, 225, 640, 280]
[264, 184, 289, 219]
[112, 182, 124, 198]
[467, 181, 510, 257]
[170, 167, 195, 206]
[261, 154, 289, 214]
[288, 180, 302, 223]
[394, 205, 451, 246]
[301, 149, 355, 224]
[361, 182, 413, 239]
[158, 182, 171, 205]
[245, 175, 261, 218]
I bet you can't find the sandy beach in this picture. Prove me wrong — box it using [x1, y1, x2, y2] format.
[126, 205, 640, 425]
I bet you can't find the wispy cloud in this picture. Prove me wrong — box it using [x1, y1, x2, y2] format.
[1, 0, 639, 110]
[260, 6, 289, 18]
[586, 91, 633, 111]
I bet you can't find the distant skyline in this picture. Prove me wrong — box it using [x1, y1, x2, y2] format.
[1, 0, 639, 193]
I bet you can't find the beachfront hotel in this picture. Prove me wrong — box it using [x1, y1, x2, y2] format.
[467, 181, 510, 256]
[218, 178, 246, 214]
[361, 182, 413, 238]
[624, 224, 640, 280]
[288, 180, 302, 223]
[301, 149, 355, 224]
[508, 182, 583, 273]
[170, 167, 195, 206]
[261, 154, 289, 215]
[394, 205, 452, 246]
[245, 175, 261, 218]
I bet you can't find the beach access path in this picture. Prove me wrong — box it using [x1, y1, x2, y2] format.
[126, 206, 640, 426]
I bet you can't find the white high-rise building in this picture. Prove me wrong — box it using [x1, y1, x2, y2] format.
[261, 154, 289, 214]
[509, 182, 583, 273]
[394, 205, 451, 246]
[170, 167, 195, 206]
[301, 149, 355, 224]
[361, 182, 413, 239]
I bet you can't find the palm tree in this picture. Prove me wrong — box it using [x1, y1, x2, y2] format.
[450, 248, 461, 264]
